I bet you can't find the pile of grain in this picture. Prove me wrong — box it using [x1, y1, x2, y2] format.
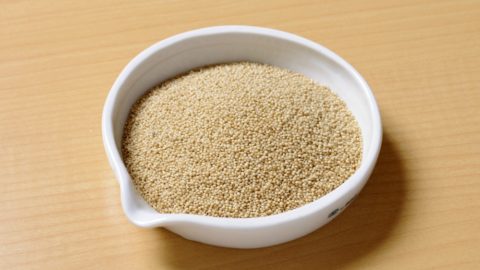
[122, 62, 362, 218]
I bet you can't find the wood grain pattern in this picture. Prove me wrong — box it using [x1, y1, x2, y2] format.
[1, 0, 479, 269]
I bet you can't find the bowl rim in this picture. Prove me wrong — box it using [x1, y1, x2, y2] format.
[102, 25, 382, 228]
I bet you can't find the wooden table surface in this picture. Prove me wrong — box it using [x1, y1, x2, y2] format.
[1, 0, 479, 269]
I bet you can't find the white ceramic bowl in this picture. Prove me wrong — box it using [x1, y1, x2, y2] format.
[102, 26, 382, 249]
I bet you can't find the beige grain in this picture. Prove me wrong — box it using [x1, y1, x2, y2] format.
[122, 62, 361, 218]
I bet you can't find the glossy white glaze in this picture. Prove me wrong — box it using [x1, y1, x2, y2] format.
[102, 26, 382, 248]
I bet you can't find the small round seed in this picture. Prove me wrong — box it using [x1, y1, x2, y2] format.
[122, 62, 362, 218]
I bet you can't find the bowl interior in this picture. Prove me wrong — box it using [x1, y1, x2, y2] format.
[105, 27, 380, 225]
